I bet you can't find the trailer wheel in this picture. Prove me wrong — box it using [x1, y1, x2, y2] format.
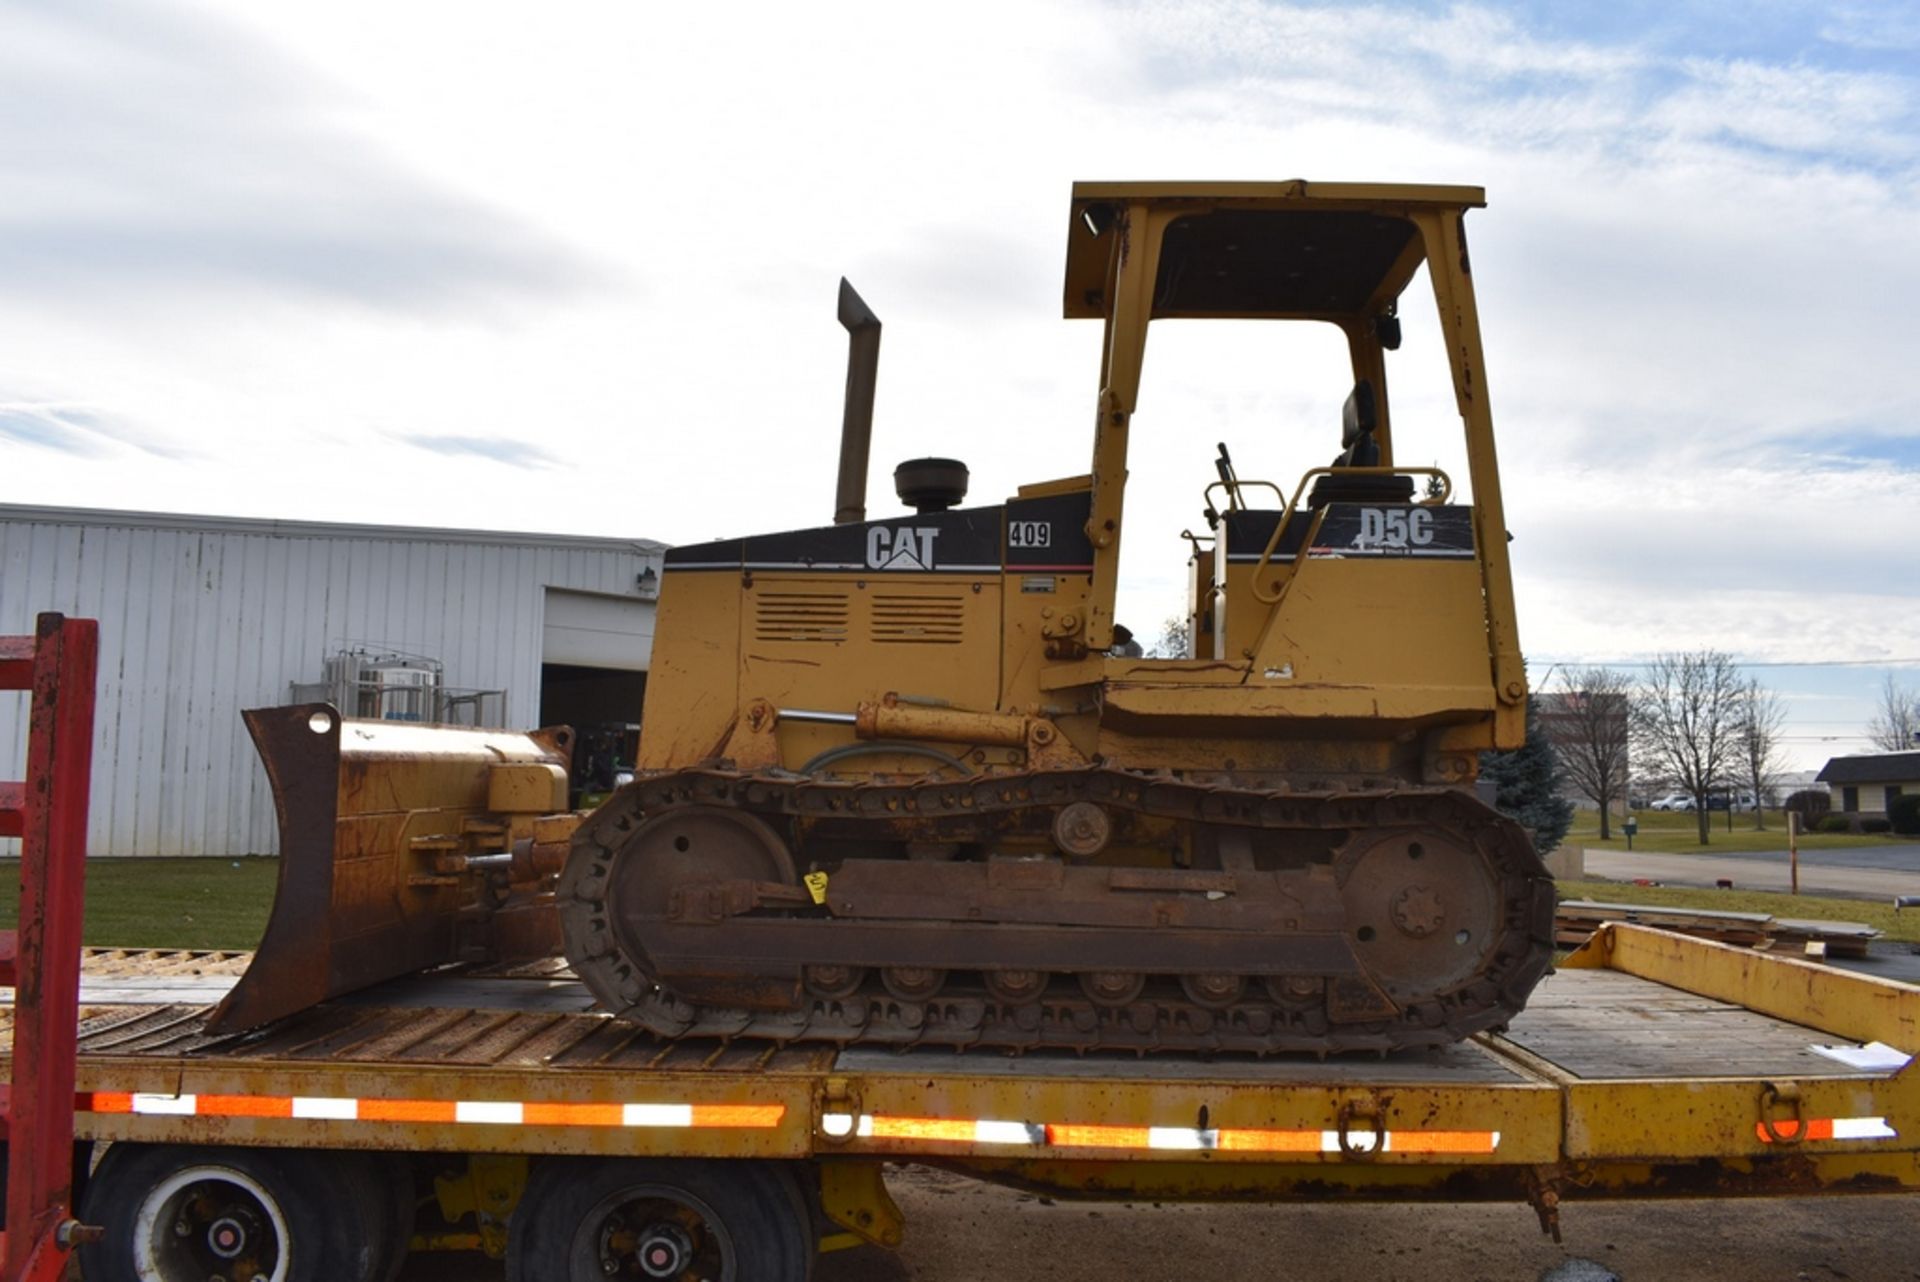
[506, 1157, 812, 1282]
[77, 1143, 401, 1282]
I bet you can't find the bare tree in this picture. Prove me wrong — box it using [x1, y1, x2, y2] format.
[1634, 650, 1744, 845]
[1735, 679, 1786, 831]
[1546, 668, 1633, 840]
[1866, 674, 1920, 752]
[1149, 614, 1191, 660]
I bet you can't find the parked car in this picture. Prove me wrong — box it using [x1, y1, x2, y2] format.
[1651, 793, 1695, 811]
[1705, 791, 1759, 812]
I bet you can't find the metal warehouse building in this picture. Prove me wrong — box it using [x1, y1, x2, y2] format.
[0, 505, 664, 857]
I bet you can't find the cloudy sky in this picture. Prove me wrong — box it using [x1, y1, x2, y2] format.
[3, 0, 1915, 769]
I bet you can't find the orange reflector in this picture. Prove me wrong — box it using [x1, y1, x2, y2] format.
[865, 1116, 980, 1143]
[83, 1091, 133, 1115]
[1756, 1118, 1835, 1143]
[1381, 1130, 1498, 1155]
[523, 1101, 625, 1128]
[1215, 1128, 1324, 1154]
[358, 1097, 458, 1124]
[1046, 1123, 1153, 1149]
[194, 1093, 294, 1120]
[690, 1103, 788, 1129]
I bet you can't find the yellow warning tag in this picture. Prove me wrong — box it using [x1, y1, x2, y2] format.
[803, 871, 830, 905]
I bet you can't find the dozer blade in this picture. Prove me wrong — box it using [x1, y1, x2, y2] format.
[208, 704, 576, 1034]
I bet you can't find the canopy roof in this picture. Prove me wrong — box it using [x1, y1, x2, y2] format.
[1062, 180, 1486, 323]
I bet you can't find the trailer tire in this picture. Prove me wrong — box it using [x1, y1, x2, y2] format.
[343, 1152, 416, 1282]
[77, 1143, 400, 1282]
[506, 1157, 812, 1282]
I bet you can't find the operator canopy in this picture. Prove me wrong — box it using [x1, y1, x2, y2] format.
[1062, 181, 1485, 322]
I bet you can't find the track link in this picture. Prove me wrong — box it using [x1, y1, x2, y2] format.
[559, 767, 1557, 1056]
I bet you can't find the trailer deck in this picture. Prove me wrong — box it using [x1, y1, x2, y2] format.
[10, 924, 1916, 1232]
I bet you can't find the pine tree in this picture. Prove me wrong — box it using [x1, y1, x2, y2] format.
[1480, 695, 1575, 855]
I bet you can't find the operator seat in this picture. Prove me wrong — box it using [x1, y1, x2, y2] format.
[1306, 380, 1416, 509]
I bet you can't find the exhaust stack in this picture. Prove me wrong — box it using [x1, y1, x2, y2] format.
[834, 278, 882, 525]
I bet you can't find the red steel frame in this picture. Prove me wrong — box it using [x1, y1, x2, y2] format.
[0, 614, 99, 1282]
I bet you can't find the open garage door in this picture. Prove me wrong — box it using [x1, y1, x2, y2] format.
[541, 589, 654, 805]
[541, 588, 654, 671]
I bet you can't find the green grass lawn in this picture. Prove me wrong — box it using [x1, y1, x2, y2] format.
[0, 856, 278, 950]
[1568, 807, 1903, 853]
[6, 854, 1916, 958]
[1558, 876, 1920, 944]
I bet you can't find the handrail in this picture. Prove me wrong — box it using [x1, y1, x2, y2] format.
[1203, 478, 1286, 515]
[1248, 467, 1454, 605]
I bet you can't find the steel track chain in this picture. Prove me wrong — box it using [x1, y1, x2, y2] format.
[559, 766, 1557, 1056]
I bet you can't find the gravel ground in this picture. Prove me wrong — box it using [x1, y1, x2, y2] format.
[812, 1167, 1920, 1282]
[399, 1164, 1920, 1281]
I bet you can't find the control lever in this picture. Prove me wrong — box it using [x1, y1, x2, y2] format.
[1214, 443, 1243, 514]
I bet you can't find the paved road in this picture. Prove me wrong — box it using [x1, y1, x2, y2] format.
[1584, 846, 1920, 900]
[1578, 844, 1920, 983]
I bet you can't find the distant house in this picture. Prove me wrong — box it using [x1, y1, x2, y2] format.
[1815, 752, 1920, 815]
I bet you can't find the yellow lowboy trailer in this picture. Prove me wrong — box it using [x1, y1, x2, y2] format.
[6, 923, 1917, 1279]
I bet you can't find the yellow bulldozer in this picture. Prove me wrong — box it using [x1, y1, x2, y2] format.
[213, 180, 1554, 1055]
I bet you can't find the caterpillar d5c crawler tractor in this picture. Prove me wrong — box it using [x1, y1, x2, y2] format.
[213, 180, 1554, 1055]
[557, 180, 1554, 1055]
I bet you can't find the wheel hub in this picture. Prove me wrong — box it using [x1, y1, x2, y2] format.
[207, 1212, 253, 1259]
[635, 1221, 694, 1278]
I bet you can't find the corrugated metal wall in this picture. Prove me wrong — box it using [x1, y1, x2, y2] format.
[0, 508, 662, 857]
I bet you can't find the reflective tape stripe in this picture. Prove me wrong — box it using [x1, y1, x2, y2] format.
[1147, 1126, 1216, 1151]
[839, 1114, 1502, 1155]
[195, 1093, 291, 1119]
[1381, 1129, 1501, 1155]
[974, 1120, 1047, 1146]
[357, 1098, 457, 1124]
[1832, 1117, 1898, 1140]
[525, 1101, 624, 1128]
[1045, 1123, 1151, 1149]
[131, 1093, 197, 1116]
[78, 1091, 783, 1130]
[1323, 1128, 1373, 1154]
[866, 1116, 981, 1143]
[1215, 1128, 1324, 1154]
[692, 1104, 789, 1129]
[1756, 1116, 1896, 1143]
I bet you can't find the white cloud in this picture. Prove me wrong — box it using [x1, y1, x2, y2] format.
[1, 0, 1915, 760]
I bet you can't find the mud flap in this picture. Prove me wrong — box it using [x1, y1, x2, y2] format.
[207, 704, 574, 1034]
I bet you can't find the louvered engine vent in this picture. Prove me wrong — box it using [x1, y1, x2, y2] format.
[754, 591, 851, 643]
[871, 593, 965, 645]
